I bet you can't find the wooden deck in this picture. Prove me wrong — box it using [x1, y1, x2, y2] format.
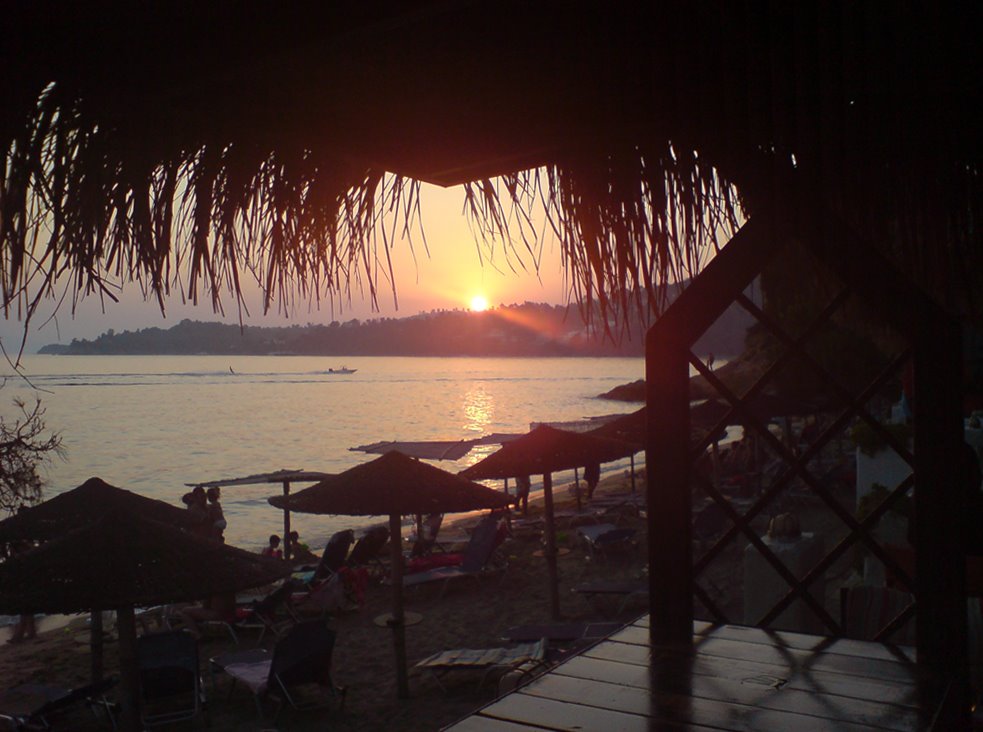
[444, 615, 948, 731]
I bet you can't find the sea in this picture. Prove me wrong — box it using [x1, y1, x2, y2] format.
[0, 355, 646, 553]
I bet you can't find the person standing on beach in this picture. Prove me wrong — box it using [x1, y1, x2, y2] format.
[584, 462, 600, 501]
[6, 540, 36, 643]
[182, 485, 211, 538]
[514, 475, 531, 515]
[206, 486, 226, 542]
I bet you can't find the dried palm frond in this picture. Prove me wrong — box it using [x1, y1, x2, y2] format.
[1, 1, 981, 342]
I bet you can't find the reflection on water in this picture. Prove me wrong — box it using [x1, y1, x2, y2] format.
[463, 384, 493, 436]
[2, 354, 645, 550]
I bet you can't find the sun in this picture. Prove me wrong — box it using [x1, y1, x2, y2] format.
[469, 295, 490, 312]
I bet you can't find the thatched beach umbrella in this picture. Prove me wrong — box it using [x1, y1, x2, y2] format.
[0, 477, 200, 681]
[461, 425, 638, 620]
[269, 450, 511, 699]
[0, 477, 196, 542]
[0, 511, 290, 732]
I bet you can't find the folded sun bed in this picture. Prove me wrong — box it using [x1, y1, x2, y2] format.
[414, 638, 548, 692]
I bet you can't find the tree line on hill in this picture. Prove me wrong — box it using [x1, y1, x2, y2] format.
[38, 300, 752, 358]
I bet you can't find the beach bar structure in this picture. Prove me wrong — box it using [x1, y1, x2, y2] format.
[3, 2, 981, 728]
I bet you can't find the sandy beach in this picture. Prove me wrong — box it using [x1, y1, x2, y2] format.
[0, 472, 650, 731]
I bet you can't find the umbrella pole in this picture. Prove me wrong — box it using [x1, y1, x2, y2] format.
[542, 473, 561, 620]
[282, 480, 292, 561]
[116, 606, 140, 732]
[389, 512, 410, 698]
[630, 454, 636, 494]
[574, 468, 581, 512]
[90, 611, 103, 682]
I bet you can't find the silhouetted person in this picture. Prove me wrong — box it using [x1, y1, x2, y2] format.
[514, 475, 531, 515]
[584, 462, 601, 501]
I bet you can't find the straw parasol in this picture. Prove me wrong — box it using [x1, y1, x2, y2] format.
[269, 450, 511, 699]
[0, 477, 197, 542]
[2, 5, 980, 340]
[0, 511, 290, 732]
[461, 425, 638, 620]
[0, 477, 201, 682]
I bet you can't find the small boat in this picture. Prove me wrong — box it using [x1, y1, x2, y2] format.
[325, 367, 357, 375]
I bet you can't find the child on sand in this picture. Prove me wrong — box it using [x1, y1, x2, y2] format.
[261, 534, 283, 559]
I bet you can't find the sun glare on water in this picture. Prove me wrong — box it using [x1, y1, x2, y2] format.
[469, 295, 490, 312]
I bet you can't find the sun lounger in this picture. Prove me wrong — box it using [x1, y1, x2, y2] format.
[576, 523, 638, 561]
[573, 579, 648, 615]
[501, 621, 622, 643]
[0, 676, 118, 731]
[403, 512, 506, 595]
[314, 529, 355, 581]
[414, 638, 547, 692]
[346, 525, 389, 574]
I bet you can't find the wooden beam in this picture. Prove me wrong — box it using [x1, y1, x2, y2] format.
[646, 332, 691, 644]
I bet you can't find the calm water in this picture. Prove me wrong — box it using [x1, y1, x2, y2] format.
[1, 355, 645, 551]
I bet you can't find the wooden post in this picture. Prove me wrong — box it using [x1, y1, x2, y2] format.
[646, 329, 692, 645]
[913, 319, 969, 726]
[282, 481, 292, 561]
[90, 611, 103, 683]
[116, 606, 140, 732]
[388, 512, 410, 698]
[542, 472, 561, 620]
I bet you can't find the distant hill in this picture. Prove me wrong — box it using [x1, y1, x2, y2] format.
[39, 298, 754, 358]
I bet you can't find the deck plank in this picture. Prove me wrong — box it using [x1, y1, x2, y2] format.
[544, 657, 927, 729]
[585, 637, 922, 684]
[613, 622, 918, 665]
[441, 620, 943, 732]
[555, 651, 922, 709]
[516, 674, 923, 732]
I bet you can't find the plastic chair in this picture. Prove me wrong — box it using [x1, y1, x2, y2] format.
[137, 630, 206, 728]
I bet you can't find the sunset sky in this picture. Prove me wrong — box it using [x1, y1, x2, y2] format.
[0, 182, 571, 352]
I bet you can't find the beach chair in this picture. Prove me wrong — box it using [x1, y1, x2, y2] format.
[219, 620, 345, 721]
[501, 621, 622, 644]
[410, 513, 445, 557]
[414, 638, 548, 693]
[137, 630, 206, 728]
[402, 512, 506, 596]
[572, 579, 649, 616]
[0, 676, 119, 731]
[226, 581, 300, 644]
[346, 525, 389, 575]
[313, 529, 355, 581]
[576, 523, 637, 562]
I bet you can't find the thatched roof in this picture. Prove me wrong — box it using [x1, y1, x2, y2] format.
[269, 450, 511, 516]
[0, 512, 290, 614]
[461, 425, 638, 480]
[0, 477, 195, 543]
[2, 3, 981, 330]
